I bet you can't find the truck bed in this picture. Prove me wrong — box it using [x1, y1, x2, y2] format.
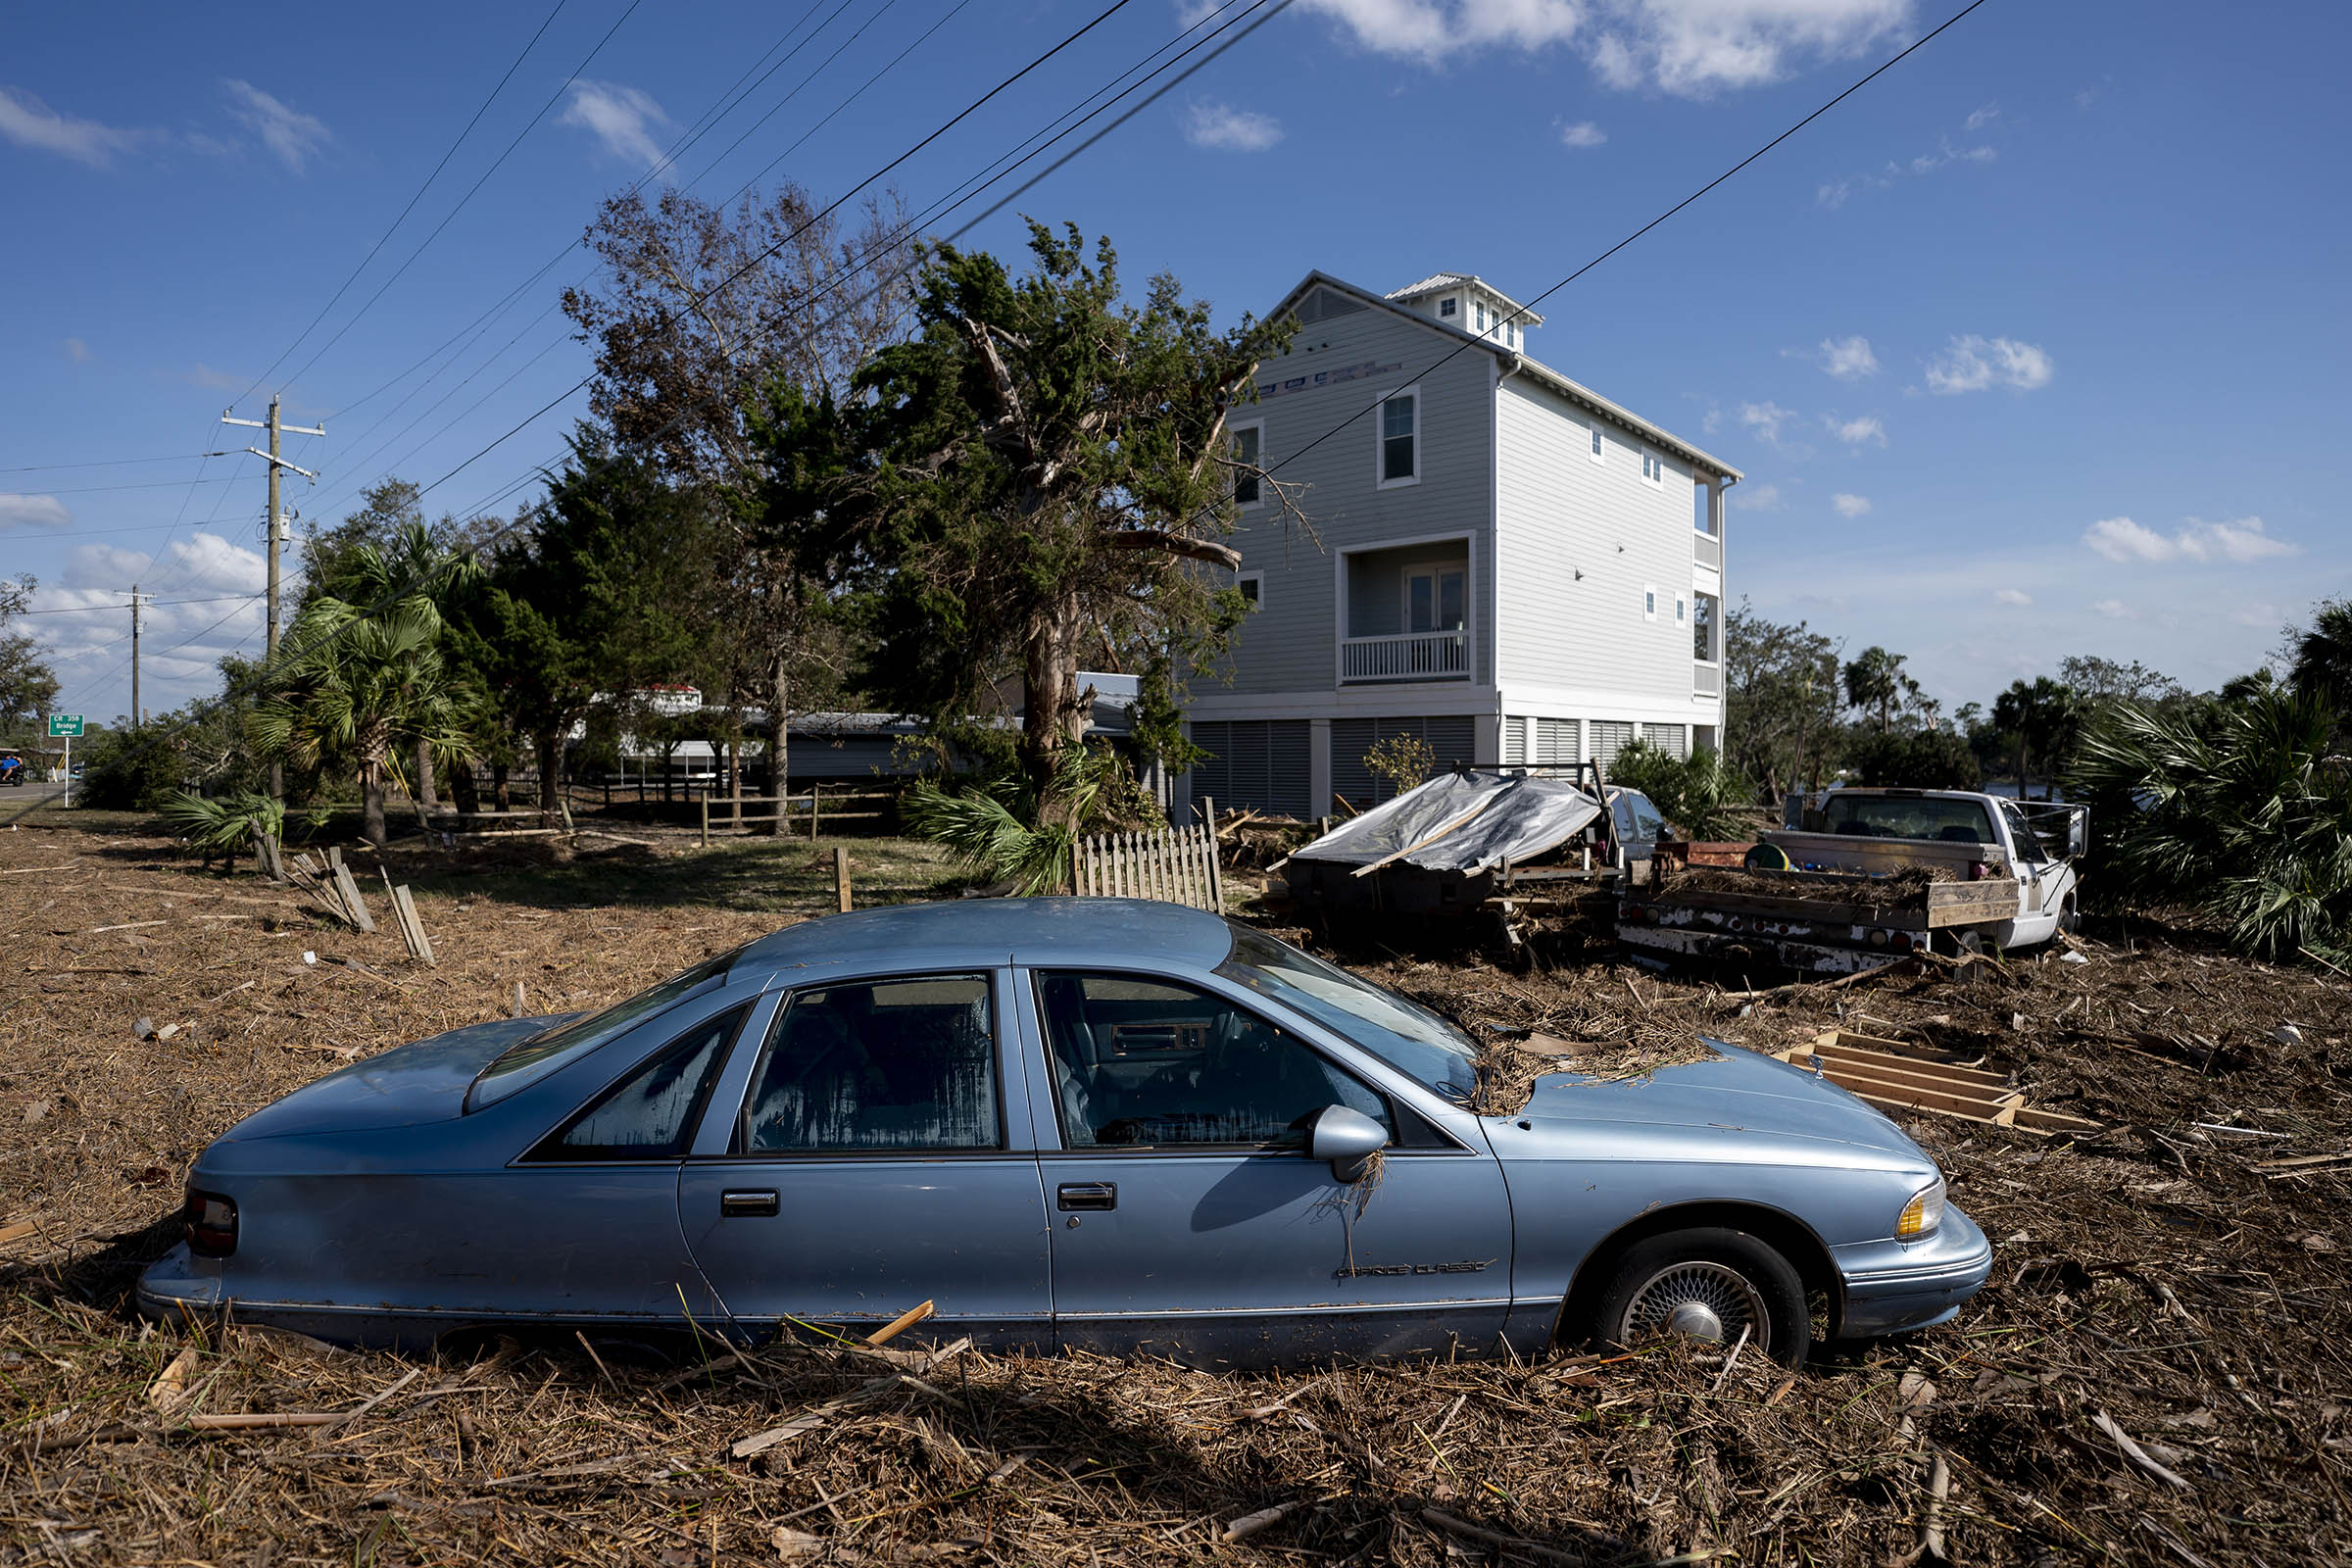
[1638, 865, 2022, 930]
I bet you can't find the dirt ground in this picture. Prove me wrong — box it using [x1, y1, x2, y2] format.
[3, 817, 2348, 1566]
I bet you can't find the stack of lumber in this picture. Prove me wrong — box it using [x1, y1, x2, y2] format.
[1777, 1029, 2101, 1136]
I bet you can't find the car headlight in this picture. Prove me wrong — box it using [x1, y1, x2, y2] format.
[1895, 1177, 1945, 1241]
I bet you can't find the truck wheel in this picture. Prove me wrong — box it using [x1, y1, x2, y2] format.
[2059, 894, 2080, 934]
[1593, 1228, 1812, 1366]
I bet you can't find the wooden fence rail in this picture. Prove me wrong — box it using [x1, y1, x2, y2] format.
[1072, 822, 1224, 913]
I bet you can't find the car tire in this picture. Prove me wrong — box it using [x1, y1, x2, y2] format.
[1593, 1227, 1812, 1366]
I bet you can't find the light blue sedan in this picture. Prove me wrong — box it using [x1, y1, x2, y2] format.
[141, 901, 1989, 1366]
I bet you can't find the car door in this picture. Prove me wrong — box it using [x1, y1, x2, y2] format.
[676, 967, 1054, 1349]
[1021, 966, 1512, 1369]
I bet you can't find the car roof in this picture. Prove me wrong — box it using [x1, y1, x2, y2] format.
[732, 897, 1237, 977]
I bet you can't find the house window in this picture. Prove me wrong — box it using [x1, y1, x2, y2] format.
[1676, 596, 1688, 625]
[1230, 421, 1262, 508]
[1589, 423, 1605, 465]
[1641, 452, 1665, 487]
[1405, 567, 1466, 633]
[1439, 297, 1457, 318]
[1377, 388, 1420, 487]
[1643, 585, 1657, 622]
[1475, 301, 1488, 332]
[1238, 571, 1263, 610]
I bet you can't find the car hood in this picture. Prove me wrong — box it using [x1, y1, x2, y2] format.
[1513, 1042, 1927, 1161]
[218, 1013, 583, 1142]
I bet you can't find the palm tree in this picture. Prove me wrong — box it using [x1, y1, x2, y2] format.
[255, 527, 478, 846]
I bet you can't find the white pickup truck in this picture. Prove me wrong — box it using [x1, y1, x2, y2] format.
[1619, 788, 2088, 973]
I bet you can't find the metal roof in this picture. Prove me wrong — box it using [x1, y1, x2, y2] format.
[1384, 271, 1544, 327]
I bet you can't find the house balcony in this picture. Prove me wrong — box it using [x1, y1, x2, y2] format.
[1693, 661, 1722, 698]
[1693, 529, 1722, 571]
[1343, 630, 1469, 684]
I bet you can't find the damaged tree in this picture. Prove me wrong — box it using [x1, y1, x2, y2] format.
[754, 223, 1298, 814]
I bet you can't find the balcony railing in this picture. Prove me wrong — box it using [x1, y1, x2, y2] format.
[1343, 630, 1468, 683]
[1693, 662, 1722, 698]
[1693, 530, 1722, 570]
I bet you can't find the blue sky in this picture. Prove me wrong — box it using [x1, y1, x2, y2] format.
[5, 0, 2346, 723]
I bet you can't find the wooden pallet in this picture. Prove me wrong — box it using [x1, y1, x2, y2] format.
[1777, 1029, 2101, 1137]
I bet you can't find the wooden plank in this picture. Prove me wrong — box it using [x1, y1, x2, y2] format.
[834, 845, 852, 914]
[1654, 885, 1934, 931]
[1818, 1064, 2019, 1122]
[392, 886, 435, 965]
[1851, 1089, 2008, 1127]
[1806, 1043, 2014, 1093]
[331, 862, 375, 933]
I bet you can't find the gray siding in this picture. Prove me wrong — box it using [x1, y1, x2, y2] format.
[1330, 714, 1477, 808]
[1494, 376, 1701, 704]
[1190, 719, 1312, 818]
[1217, 301, 1497, 695]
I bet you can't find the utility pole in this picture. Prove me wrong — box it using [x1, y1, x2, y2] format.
[224, 397, 323, 801]
[126, 585, 151, 725]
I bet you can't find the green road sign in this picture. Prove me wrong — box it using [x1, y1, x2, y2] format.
[48, 714, 83, 738]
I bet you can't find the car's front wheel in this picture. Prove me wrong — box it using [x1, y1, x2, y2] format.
[1594, 1228, 1811, 1365]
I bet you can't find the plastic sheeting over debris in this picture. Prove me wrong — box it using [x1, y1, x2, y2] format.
[1291, 771, 1603, 874]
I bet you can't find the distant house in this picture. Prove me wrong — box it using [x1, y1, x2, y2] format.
[1182, 270, 1740, 819]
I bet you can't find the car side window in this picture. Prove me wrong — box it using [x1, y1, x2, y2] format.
[527, 1004, 749, 1162]
[735, 975, 999, 1153]
[1034, 971, 1391, 1150]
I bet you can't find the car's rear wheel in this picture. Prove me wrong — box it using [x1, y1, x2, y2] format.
[1594, 1228, 1811, 1365]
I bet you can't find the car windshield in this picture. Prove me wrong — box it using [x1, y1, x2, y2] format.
[1216, 924, 1480, 1104]
[1821, 794, 1996, 845]
[465, 948, 742, 1111]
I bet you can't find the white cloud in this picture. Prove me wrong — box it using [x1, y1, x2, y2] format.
[1816, 334, 1877, 379]
[1738, 400, 1799, 445]
[1559, 120, 1607, 148]
[1825, 413, 1886, 447]
[1831, 492, 1871, 516]
[1815, 99, 1997, 209]
[1963, 100, 1999, 131]
[1183, 101, 1283, 152]
[223, 79, 330, 173]
[1729, 481, 1783, 511]
[1925, 334, 2053, 393]
[1993, 587, 2032, 608]
[0, 493, 72, 530]
[2082, 514, 2299, 564]
[559, 80, 669, 169]
[2091, 599, 2132, 619]
[1293, 0, 1912, 96]
[63, 337, 91, 363]
[0, 85, 144, 166]
[36, 534, 270, 715]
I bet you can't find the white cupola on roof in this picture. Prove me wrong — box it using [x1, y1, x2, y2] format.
[1386, 271, 1543, 349]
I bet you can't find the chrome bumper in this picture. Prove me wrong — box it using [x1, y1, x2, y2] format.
[1832, 1205, 1992, 1338]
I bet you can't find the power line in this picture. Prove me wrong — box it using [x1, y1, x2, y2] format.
[0, 453, 232, 474]
[15, 594, 264, 615]
[227, 1, 573, 406]
[272, 0, 648, 397]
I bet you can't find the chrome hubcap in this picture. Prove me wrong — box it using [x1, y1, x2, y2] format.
[1620, 1261, 1769, 1351]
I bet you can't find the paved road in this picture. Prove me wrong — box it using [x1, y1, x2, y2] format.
[1, 778, 69, 810]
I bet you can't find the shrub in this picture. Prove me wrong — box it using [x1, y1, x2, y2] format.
[2073, 687, 2352, 966]
[1605, 742, 1752, 840]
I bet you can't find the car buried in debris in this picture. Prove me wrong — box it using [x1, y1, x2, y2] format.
[142, 900, 1989, 1367]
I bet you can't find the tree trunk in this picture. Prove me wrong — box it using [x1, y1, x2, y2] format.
[765, 649, 791, 837]
[451, 760, 479, 815]
[1022, 590, 1088, 826]
[2014, 735, 2029, 799]
[492, 762, 510, 812]
[360, 752, 387, 847]
[535, 731, 562, 825]
[416, 737, 438, 818]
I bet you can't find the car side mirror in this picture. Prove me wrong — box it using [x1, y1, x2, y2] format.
[2067, 808, 2089, 859]
[1305, 1104, 1389, 1184]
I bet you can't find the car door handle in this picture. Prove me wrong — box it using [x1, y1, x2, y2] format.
[1056, 1182, 1116, 1212]
[719, 1189, 779, 1218]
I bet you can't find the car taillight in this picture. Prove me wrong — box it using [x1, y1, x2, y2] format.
[1890, 932, 1916, 954]
[184, 1189, 238, 1257]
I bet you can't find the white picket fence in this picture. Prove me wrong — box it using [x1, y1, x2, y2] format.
[1072, 822, 1224, 913]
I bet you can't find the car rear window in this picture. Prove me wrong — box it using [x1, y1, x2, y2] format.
[465, 948, 743, 1112]
[1821, 795, 1996, 844]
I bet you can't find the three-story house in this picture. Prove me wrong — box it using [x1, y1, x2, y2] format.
[1182, 270, 1740, 819]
